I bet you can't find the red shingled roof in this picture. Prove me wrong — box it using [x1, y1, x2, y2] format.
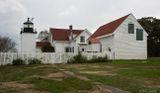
[50, 28, 83, 41]
[36, 41, 50, 47]
[89, 14, 130, 39]
[89, 38, 100, 44]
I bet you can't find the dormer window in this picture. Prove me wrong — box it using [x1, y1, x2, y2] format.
[80, 36, 85, 42]
[128, 24, 134, 34]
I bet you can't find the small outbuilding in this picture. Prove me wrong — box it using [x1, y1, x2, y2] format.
[89, 14, 148, 59]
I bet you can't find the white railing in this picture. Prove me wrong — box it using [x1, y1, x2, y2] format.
[0, 53, 106, 66]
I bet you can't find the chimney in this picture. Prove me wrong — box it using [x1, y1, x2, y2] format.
[69, 25, 73, 40]
[69, 25, 73, 30]
[27, 17, 30, 21]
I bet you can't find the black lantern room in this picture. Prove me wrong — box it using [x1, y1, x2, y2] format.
[21, 18, 37, 34]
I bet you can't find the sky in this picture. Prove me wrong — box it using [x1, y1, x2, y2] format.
[0, 0, 160, 47]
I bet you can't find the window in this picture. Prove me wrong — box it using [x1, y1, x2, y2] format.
[65, 47, 74, 53]
[100, 44, 102, 52]
[80, 36, 85, 42]
[71, 47, 74, 53]
[65, 47, 70, 53]
[136, 29, 143, 41]
[128, 24, 134, 34]
[82, 48, 84, 52]
[88, 41, 91, 45]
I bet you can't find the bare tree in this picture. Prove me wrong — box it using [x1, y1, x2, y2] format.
[0, 36, 17, 52]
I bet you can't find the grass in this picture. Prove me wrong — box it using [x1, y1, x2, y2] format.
[0, 65, 94, 93]
[0, 58, 160, 93]
[0, 65, 59, 82]
[28, 77, 93, 93]
[59, 58, 160, 93]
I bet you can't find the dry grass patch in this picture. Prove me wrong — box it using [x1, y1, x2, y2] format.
[148, 85, 160, 89]
[117, 68, 130, 70]
[0, 81, 34, 89]
[64, 65, 115, 71]
[77, 85, 114, 93]
[68, 64, 86, 68]
[133, 78, 160, 89]
[47, 72, 67, 78]
[77, 89, 111, 93]
[0, 81, 50, 93]
[88, 87, 112, 93]
[63, 71, 90, 81]
[30, 65, 49, 69]
[144, 80, 160, 88]
[65, 64, 87, 70]
[90, 65, 114, 69]
[17, 89, 50, 93]
[29, 71, 69, 81]
[80, 71, 117, 76]
[88, 65, 102, 69]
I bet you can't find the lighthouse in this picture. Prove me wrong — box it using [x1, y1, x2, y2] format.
[21, 18, 37, 53]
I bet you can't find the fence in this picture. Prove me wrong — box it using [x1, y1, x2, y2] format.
[0, 53, 106, 66]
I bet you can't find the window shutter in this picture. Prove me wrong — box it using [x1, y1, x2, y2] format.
[136, 29, 143, 40]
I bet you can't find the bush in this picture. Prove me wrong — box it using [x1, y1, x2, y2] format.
[68, 52, 87, 63]
[12, 59, 25, 66]
[67, 52, 108, 63]
[28, 58, 42, 65]
[68, 53, 109, 63]
[88, 55, 108, 63]
[41, 44, 55, 52]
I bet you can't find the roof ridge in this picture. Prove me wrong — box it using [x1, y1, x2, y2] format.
[100, 14, 130, 29]
[50, 28, 84, 31]
[89, 14, 130, 39]
[50, 28, 84, 41]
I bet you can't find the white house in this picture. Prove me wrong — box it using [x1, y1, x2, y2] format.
[89, 14, 148, 59]
[36, 25, 92, 53]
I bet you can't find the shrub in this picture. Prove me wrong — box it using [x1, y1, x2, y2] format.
[12, 59, 25, 66]
[28, 58, 42, 65]
[88, 55, 108, 63]
[68, 52, 87, 63]
[68, 53, 109, 63]
[41, 44, 55, 52]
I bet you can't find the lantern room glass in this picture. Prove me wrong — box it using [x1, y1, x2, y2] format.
[24, 24, 33, 28]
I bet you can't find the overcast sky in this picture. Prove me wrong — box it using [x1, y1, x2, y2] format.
[0, 0, 160, 46]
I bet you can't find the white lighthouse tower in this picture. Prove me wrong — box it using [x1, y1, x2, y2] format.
[21, 18, 37, 53]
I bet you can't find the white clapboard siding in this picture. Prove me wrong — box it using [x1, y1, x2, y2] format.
[114, 14, 147, 59]
[100, 14, 147, 60]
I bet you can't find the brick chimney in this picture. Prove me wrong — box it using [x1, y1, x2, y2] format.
[69, 25, 73, 40]
[69, 25, 73, 30]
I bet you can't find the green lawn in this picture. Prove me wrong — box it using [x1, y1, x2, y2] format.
[0, 58, 160, 93]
